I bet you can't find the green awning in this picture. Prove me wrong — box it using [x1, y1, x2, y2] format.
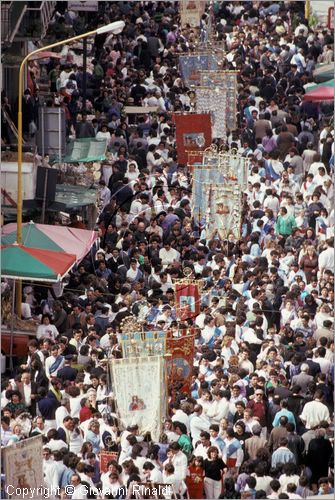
[55, 184, 97, 208]
[63, 138, 107, 163]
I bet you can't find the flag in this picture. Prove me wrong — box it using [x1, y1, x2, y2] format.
[199, 71, 238, 130]
[196, 87, 227, 139]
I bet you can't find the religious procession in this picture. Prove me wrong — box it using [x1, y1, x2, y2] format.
[0, 1, 334, 499]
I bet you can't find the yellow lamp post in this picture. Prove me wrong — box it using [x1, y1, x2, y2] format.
[15, 20, 125, 313]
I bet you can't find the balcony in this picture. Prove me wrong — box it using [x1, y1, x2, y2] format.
[1, 2, 28, 45]
[1, 1, 56, 45]
[15, 1, 57, 41]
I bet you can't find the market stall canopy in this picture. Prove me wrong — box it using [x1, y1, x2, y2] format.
[303, 79, 334, 101]
[1, 245, 76, 282]
[63, 138, 108, 163]
[1, 221, 97, 262]
[313, 63, 334, 83]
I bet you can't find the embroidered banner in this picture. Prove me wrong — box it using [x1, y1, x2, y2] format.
[3, 435, 43, 498]
[173, 113, 212, 165]
[204, 182, 242, 240]
[100, 451, 119, 473]
[166, 333, 195, 396]
[199, 71, 238, 130]
[179, 54, 218, 86]
[192, 164, 226, 218]
[219, 153, 250, 189]
[196, 87, 227, 139]
[109, 356, 166, 441]
[180, 0, 201, 28]
[121, 330, 166, 358]
[187, 151, 204, 169]
[175, 281, 200, 321]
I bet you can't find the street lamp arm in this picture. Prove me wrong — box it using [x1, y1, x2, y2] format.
[20, 29, 98, 70]
[17, 20, 125, 244]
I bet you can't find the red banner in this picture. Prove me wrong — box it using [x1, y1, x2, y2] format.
[175, 282, 200, 321]
[166, 333, 195, 396]
[173, 113, 212, 165]
[99, 451, 119, 472]
[187, 150, 205, 172]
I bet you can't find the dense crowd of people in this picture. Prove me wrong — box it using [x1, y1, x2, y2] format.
[1, 1, 334, 499]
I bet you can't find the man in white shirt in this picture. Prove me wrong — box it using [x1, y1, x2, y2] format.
[313, 347, 331, 375]
[299, 390, 330, 429]
[169, 443, 188, 481]
[129, 194, 151, 221]
[171, 406, 190, 434]
[159, 241, 180, 268]
[318, 238, 334, 277]
[193, 431, 212, 458]
[69, 474, 88, 499]
[263, 189, 280, 216]
[207, 389, 230, 423]
[98, 180, 111, 209]
[189, 405, 210, 446]
[42, 448, 54, 485]
[44, 450, 67, 490]
[55, 399, 70, 429]
[45, 345, 65, 380]
[16, 371, 38, 416]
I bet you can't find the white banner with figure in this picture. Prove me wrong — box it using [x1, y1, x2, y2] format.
[180, 0, 202, 28]
[3, 435, 44, 499]
[109, 356, 165, 442]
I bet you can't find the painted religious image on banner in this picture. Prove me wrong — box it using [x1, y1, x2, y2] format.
[179, 54, 218, 86]
[3, 435, 44, 499]
[180, 0, 201, 28]
[129, 395, 146, 411]
[168, 357, 191, 383]
[183, 132, 205, 149]
[206, 184, 242, 240]
[110, 356, 164, 441]
[186, 1, 196, 8]
[180, 295, 195, 312]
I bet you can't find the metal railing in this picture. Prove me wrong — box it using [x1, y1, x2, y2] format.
[1, 2, 12, 42]
[1, 2, 28, 44]
[15, 1, 56, 41]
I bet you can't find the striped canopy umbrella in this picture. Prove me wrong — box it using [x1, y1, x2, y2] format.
[1, 245, 76, 282]
[1, 221, 97, 262]
[303, 79, 334, 102]
[313, 63, 334, 83]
